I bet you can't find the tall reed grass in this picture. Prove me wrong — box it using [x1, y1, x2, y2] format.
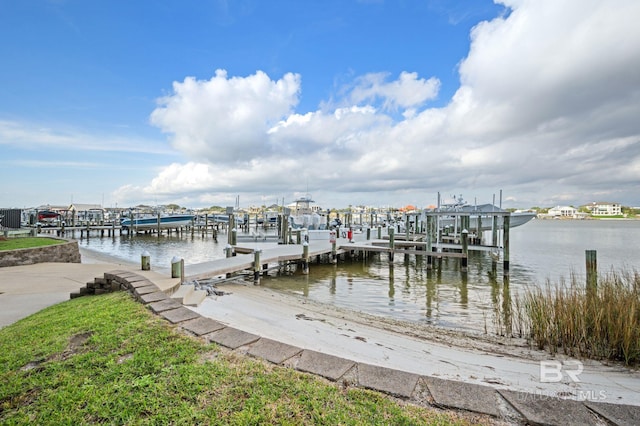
[518, 269, 640, 365]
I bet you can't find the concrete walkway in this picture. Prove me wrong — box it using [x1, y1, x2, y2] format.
[1, 259, 639, 425]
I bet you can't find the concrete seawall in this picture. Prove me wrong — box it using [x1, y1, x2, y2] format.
[0, 238, 81, 267]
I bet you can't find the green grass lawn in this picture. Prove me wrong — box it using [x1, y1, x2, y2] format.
[0, 237, 63, 251]
[0, 292, 482, 425]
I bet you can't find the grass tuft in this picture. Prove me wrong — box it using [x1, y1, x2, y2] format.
[517, 269, 640, 365]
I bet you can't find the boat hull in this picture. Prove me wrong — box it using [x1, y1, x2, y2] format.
[121, 215, 194, 230]
[437, 212, 536, 232]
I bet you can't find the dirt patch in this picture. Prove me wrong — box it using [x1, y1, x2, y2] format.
[49, 331, 94, 362]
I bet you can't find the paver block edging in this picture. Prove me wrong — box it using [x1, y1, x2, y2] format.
[148, 298, 183, 314]
[246, 338, 302, 364]
[358, 363, 419, 398]
[139, 291, 169, 304]
[129, 279, 156, 289]
[295, 350, 355, 381]
[499, 389, 600, 425]
[160, 307, 201, 324]
[180, 317, 226, 336]
[425, 376, 501, 417]
[585, 401, 640, 426]
[206, 327, 260, 349]
[134, 284, 161, 296]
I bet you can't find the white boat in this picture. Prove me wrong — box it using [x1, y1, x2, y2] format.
[120, 214, 195, 230]
[288, 195, 328, 231]
[431, 196, 536, 232]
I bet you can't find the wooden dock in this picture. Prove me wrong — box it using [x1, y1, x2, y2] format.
[184, 241, 341, 281]
[181, 234, 482, 283]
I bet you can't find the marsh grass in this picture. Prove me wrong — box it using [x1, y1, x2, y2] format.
[0, 292, 480, 425]
[518, 269, 640, 365]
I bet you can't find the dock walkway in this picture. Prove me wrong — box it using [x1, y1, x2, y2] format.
[184, 240, 340, 281]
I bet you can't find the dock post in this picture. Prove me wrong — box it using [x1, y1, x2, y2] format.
[141, 251, 150, 271]
[388, 227, 395, 262]
[330, 230, 337, 264]
[366, 227, 370, 240]
[586, 250, 597, 295]
[231, 228, 237, 246]
[171, 256, 182, 280]
[503, 214, 510, 273]
[461, 229, 468, 272]
[426, 215, 433, 269]
[253, 250, 262, 284]
[405, 215, 410, 241]
[302, 242, 309, 274]
[296, 229, 301, 244]
[377, 226, 381, 240]
[225, 244, 233, 258]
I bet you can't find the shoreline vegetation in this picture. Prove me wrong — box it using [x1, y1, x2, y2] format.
[0, 292, 490, 425]
[518, 270, 640, 366]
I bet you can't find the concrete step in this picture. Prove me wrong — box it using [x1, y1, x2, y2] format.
[170, 284, 194, 304]
[183, 289, 207, 307]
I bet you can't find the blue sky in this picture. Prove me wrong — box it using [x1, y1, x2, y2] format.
[1, 0, 639, 210]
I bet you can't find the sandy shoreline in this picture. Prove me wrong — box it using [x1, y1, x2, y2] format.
[79, 245, 640, 406]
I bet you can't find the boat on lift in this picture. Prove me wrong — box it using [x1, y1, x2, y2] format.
[432, 195, 536, 231]
[120, 214, 195, 230]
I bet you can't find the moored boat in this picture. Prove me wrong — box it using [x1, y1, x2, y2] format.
[288, 195, 328, 231]
[120, 214, 195, 230]
[435, 204, 536, 231]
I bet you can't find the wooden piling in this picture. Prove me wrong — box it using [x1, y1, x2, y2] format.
[426, 215, 433, 269]
[405, 215, 410, 241]
[461, 228, 468, 272]
[302, 242, 309, 274]
[388, 227, 395, 262]
[253, 250, 261, 284]
[331, 241, 337, 264]
[586, 249, 597, 294]
[503, 214, 510, 273]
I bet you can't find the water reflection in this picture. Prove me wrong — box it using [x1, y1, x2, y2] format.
[262, 251, 511, 332]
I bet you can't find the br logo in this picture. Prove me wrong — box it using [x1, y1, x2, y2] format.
[539, 360, 583, 383]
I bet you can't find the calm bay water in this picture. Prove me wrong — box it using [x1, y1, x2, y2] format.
[78, 219, 640, 332]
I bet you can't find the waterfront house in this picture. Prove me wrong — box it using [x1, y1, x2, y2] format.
[548, 205, 578, 218]
[584, 201, 622, 216]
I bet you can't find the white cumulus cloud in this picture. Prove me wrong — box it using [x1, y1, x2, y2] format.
[121, 0, 640, 208]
